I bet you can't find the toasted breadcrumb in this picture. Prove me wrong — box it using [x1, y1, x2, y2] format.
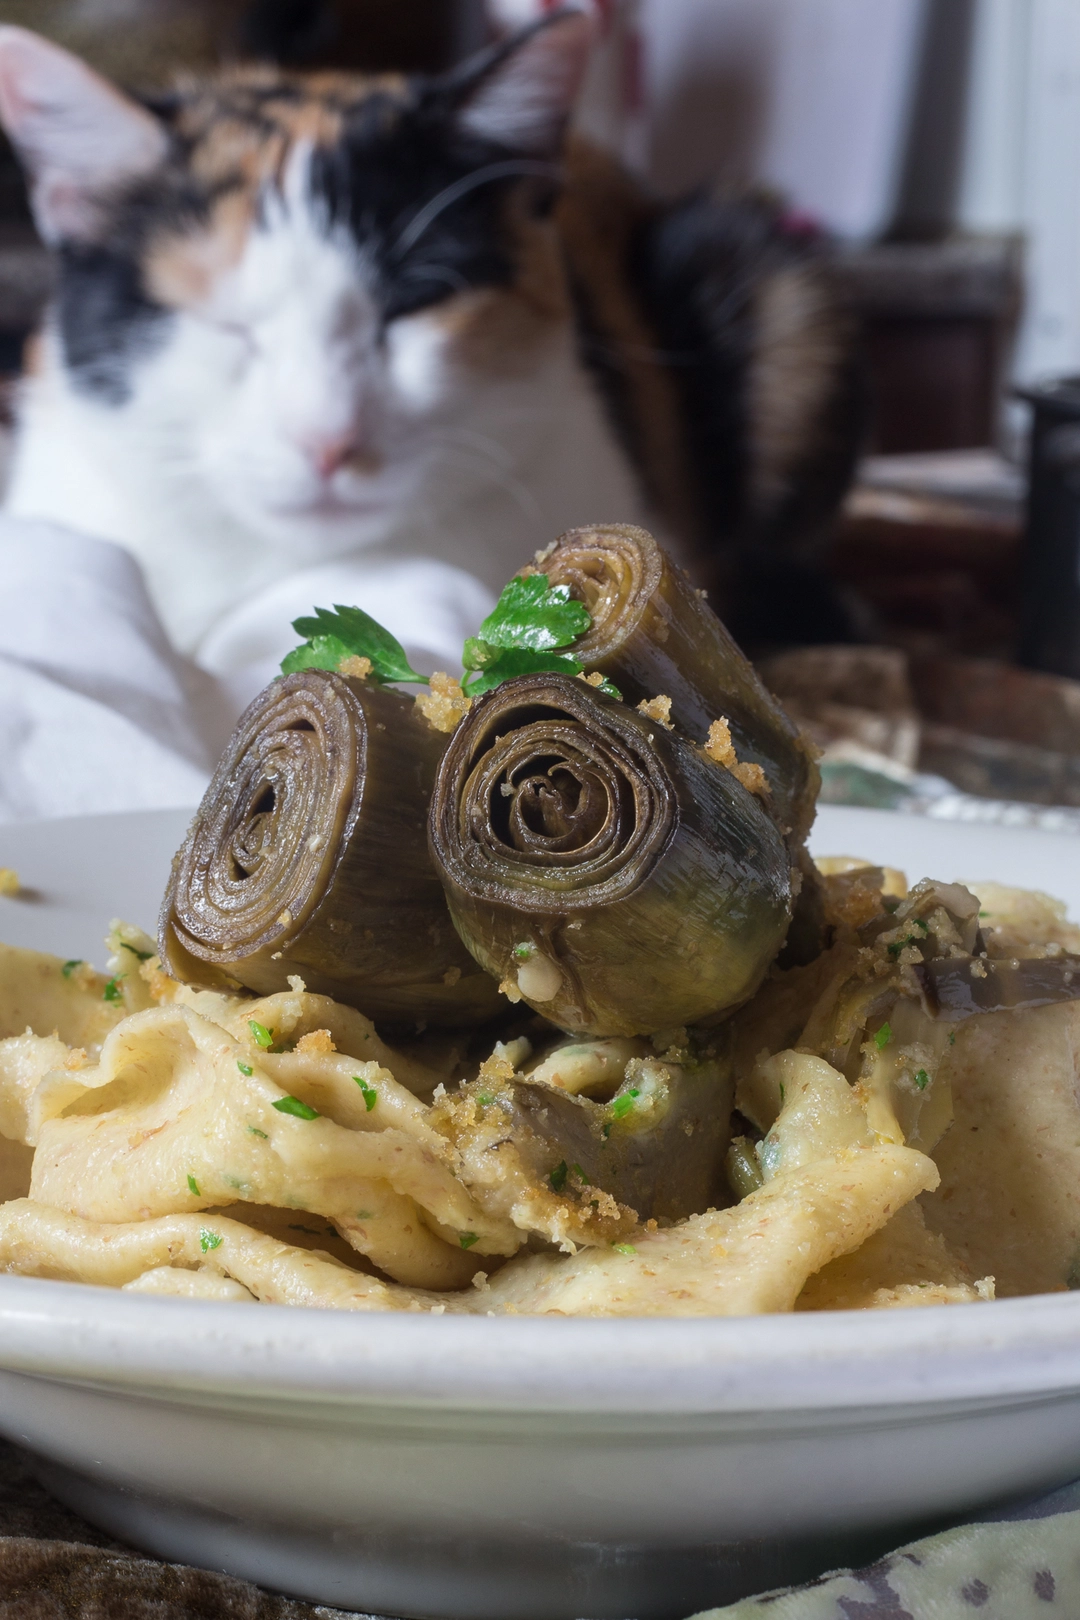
[636, 694, 673, 728]
[498, 975, 523, 1004]
[416, 672, 472, 734]
[705, 717, 737, 768]
[579, 671, 605, 688]
[337, 654, 372, 680]
[477, 1054, 515, 1084]
[63, 1048, 87, 1071]
[139, 956, 177, 1003]
[732, 760, 769, 797]
[706, 717, 770, 798]
[0, 869, 18, 897]
[295, 1028, 336, 1056]
[286, 974, 307, 993]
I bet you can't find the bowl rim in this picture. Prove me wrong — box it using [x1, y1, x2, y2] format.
[0, 1276, 1078, 1414]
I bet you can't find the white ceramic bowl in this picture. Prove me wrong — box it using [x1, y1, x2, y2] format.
[0, 804, 1078, 1620]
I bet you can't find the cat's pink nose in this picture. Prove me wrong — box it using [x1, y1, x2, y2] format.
[303, 434, 357, 479]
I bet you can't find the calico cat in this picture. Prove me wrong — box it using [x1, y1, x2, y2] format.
[0, 11, 858, 658]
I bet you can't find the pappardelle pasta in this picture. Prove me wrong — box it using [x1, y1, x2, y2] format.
[0, 869, 1077, 1315]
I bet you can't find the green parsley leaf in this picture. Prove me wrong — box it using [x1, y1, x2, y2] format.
[353, 1074, 377, 1112]
[512, 941, 536, 961]
[978, 910, 989, 918]
[237, 1060, 253, 1076]
[272, 1095, 319, 1120]
[609, 1088, 640, 1121]
[611, 1242, 637, 1256]
[187, 1173, 200, 1196]
[249, 1020, 274, 1050]
[550, 1160, 568, 1193]
[915, 919, 930, 933]
[571, 1163, 587, 1182]
[355, 1209, 374, 1220]
[590, 676, 622, 699]
[102, 975, 124, 1003]
[280, 634, 356, 676]
[460, 642, 583, 699]
[284, 604, 428, 684]
[247, 1125, 268, 1139]
[199, 1228, 223, 1253]
[459, 1232, 479, 1250]
[476, 574, 591, 653]
[875, 1022, 893, 1050]
[61, 959, 83, 979]
[476, 1091, 495, 1107]
[913, 1069, 930, 1091]
[120, 941, 153, 962]
[948, 1031, 956, 1045]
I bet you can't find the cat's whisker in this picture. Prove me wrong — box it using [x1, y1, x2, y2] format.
[426, 439, 545, 529]
[392, 160, 561, 259]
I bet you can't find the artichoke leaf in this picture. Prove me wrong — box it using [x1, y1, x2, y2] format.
[428, 671, 793, 1037]
[160, 670, 501, 1029]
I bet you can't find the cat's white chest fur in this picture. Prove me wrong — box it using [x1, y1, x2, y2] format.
[6, 311, 653, 658]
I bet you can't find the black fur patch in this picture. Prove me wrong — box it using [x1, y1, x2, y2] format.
[56, 240, 171, 405]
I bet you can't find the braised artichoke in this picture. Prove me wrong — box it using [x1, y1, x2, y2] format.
[542, 523, 819, 841]
[159, 669, 501, 1028]
[428, 671, 793, 1036]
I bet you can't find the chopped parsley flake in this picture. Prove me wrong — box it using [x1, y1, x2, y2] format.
[272, 1095, 319, 1120]
[948, 1031, 956, 1045]
[875, 1022, 893, 1050]
[237, 1061, 253, 1076]
[355, 1209, 374, 1220]
[609, 1088, 640, 1121]
[572, 1163, 587, 1182]
[247, 1126, 268, 1139]
[512, 941, 536, 961]
[249, 1020, 274, 1050]
[102, 975, 124, 1003]
[611, 1243, 637, 1256]
[120, 941, 153, 961]
[476, 1091, 495, 1107]
[979, 910, 989, 918]
[353, 1075, 377, 1111]
[459, 1232, 479, 1250]
[914, 1069, 930, 1091]
[915, 919, 930, 932]
[550, 1160, 568, 1193]
[187, 1174, 200, 1196]
[61, 959, 83, 979]
[199, 1228, 223, 1253]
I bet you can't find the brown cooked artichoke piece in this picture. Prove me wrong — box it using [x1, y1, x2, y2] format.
[428, 671, 793, 1036]
[159, 670, 501, 1029]
[541, 523, 819, 842]
[432, 1043, 734, 1243]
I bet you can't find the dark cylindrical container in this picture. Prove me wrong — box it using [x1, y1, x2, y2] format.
[1019, 377, 1080, 679]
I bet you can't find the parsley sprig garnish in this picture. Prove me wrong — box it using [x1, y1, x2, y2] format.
[281, 604, 427, 683]
[281, 575, 621, 701]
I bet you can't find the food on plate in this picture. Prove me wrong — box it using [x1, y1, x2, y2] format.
[2, 528, 1080, 1315]
[428, 671, 792, 1035]
[159, 670, 500, 1028]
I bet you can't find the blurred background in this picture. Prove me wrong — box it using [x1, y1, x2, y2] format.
[4, 0, 1080, 823]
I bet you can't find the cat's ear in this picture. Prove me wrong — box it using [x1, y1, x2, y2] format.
[450, 9, 595, 157]
[0, 26, 167, 244]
